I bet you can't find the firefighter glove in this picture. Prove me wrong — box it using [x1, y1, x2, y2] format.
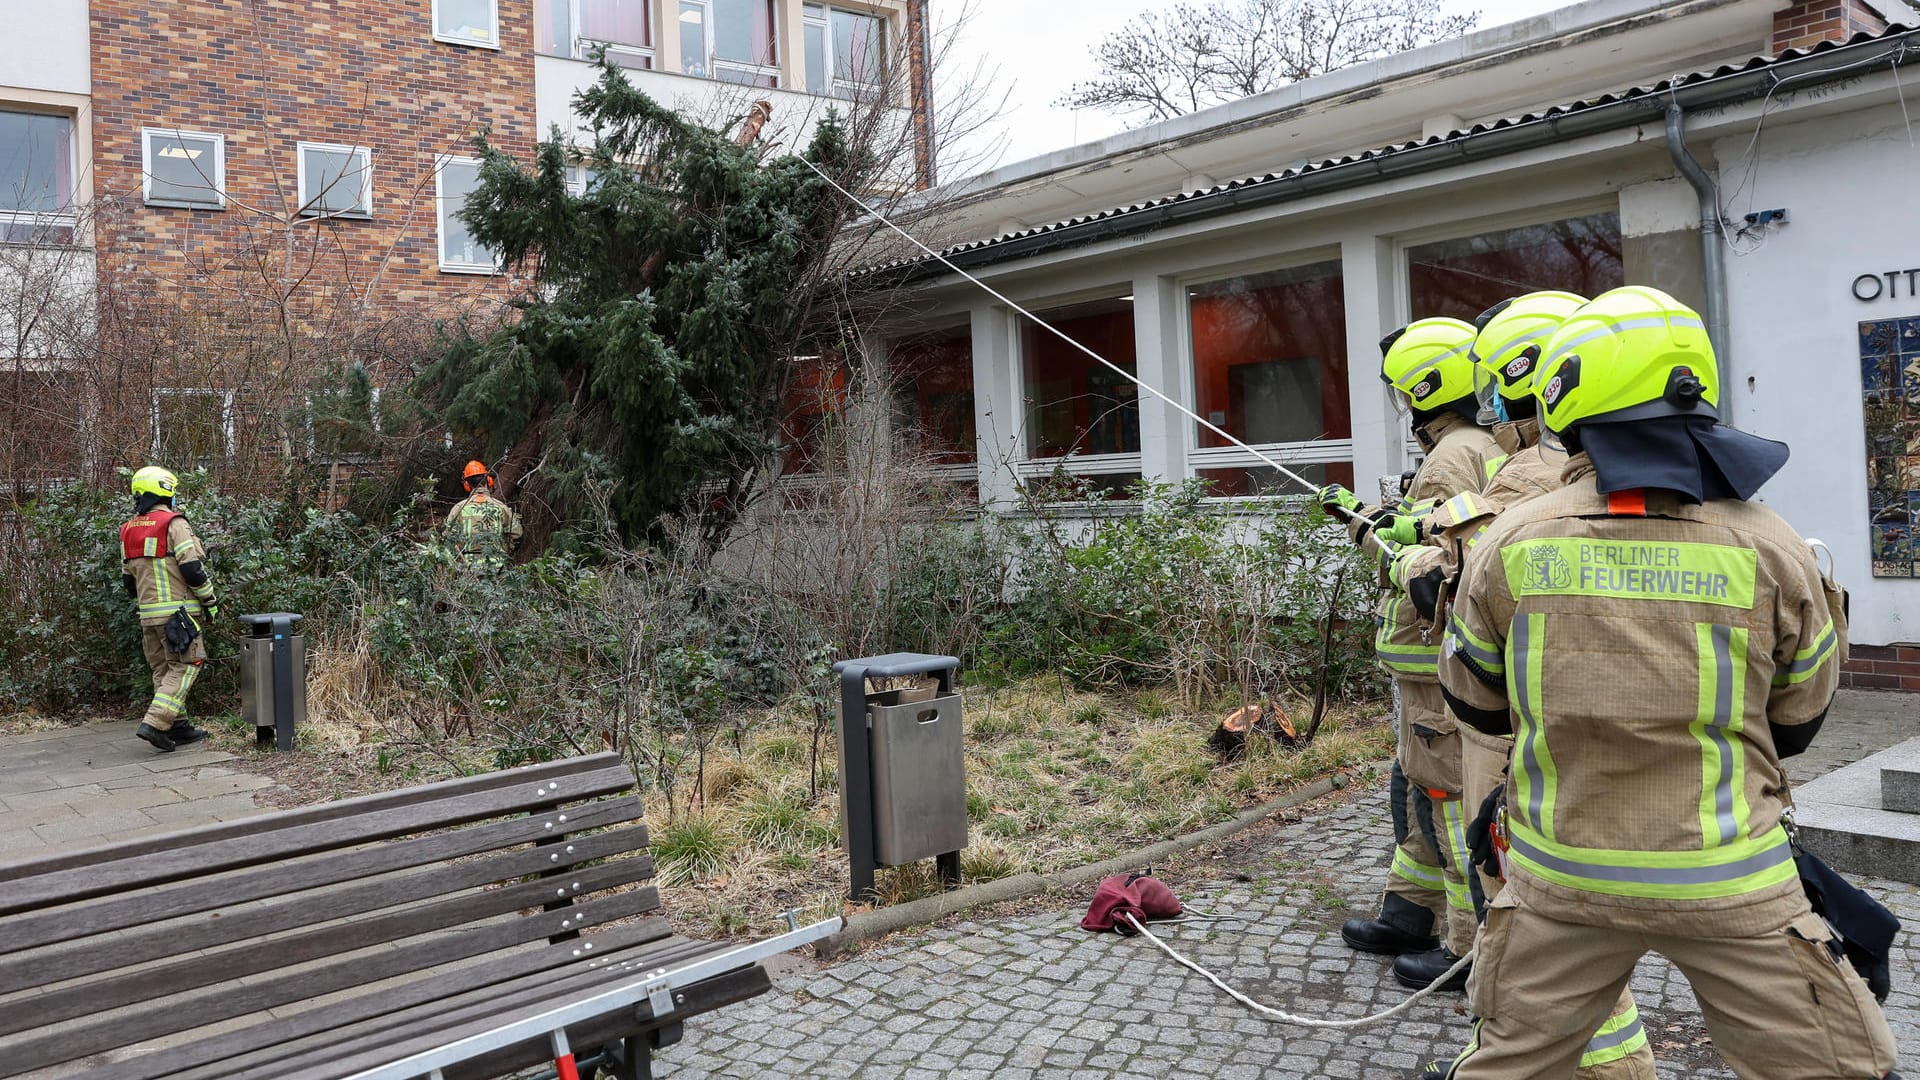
[1375, 514, 1423, 547]
[162, 608, 201, 655]
[1468, 784, 1505, 881]
[1317, 484, 1363, 515]
[204, 598, 222, 625]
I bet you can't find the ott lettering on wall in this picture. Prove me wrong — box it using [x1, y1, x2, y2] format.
[1854, 270, 1920, 302]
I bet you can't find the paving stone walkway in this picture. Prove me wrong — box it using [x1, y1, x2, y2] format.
[0, 721, 273, 861]
[658, 691, 1920, 1078]
[1, 696, 1912, 1077]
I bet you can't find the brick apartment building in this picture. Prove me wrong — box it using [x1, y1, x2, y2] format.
[0, 0, 930, 489]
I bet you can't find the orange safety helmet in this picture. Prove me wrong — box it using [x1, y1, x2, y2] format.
[461, 460, 493, 492]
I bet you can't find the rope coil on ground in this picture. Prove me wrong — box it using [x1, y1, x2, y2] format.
[1120, 912, 1474, 1029]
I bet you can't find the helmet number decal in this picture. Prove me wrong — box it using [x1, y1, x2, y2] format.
[1503, 346, 1540, 383]
[1541, 356, 1581, 408]
[1411, 374, 1438, 401]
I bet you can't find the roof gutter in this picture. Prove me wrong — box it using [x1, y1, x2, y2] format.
[879, 29, 1919, 288]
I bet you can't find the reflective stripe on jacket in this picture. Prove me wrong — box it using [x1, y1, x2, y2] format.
[1439, 458, 1842, 934]
[122, 515, 211, 627]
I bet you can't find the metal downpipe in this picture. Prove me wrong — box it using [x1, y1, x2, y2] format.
[1664, 102, 1732, 411]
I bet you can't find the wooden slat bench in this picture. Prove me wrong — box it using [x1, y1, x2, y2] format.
[0, 752, 836, 1080]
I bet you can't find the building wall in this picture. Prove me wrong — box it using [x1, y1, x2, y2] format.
[1718, 99, 1920, 646]
[0, 0, 91, 97]
[532, 0, 923, 185]
[88, 0, 537, 318]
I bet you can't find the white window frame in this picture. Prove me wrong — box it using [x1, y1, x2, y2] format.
[803, 4, 885, 101]
[150, 388, 236, 461]
[570, 0, 656, 67]
[1173, 253, 1354, 498]
[296, 141, 373, 219]
[433, 0, 501, 49]
[680, 0, 781, 87]
[0, 107, 80, 246]
[140, 127, 227, 210]
[435, 154, 499, 275]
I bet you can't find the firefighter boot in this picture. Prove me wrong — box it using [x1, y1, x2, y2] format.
[1410, 1062, 1454, 1079]
[135, 723, 176, 753]
[1342, 893, 1440, 955]
[165, 721, 210, 747]
[1394, 946, 1470, 992]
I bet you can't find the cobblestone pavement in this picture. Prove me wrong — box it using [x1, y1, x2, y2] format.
[0, 720, 272, 862]
[661, 691, 1920, 1079]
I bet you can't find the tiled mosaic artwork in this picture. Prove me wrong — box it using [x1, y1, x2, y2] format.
[1862, 315, 1920, 577]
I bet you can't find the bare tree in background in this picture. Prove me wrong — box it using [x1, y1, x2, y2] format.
[1059, 0, 1478, 124]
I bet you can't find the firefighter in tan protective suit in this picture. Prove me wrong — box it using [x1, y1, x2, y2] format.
[120, 466, 218, 754]
[1439, 287, 1899, 1080]
[1319, 317, 1496, 993]
[443, 460, 523, 568]
[1391, 293, 1654, 1078]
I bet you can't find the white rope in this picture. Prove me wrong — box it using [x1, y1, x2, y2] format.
[1120, 912, 1473, 1028]
[806, 160, 1314, 487]
[802, 158, 1404, 556]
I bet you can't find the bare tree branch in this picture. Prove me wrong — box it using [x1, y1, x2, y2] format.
[1060, 0, 1478, 124]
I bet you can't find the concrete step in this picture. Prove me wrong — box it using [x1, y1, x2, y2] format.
[1877, 739, 1920, 814]
[1793, 736, 1920, 885]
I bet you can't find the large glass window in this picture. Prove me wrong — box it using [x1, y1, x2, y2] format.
[540, 0, 656, 67]
[436, 156, 497, 273]
[142, 128, 225, 209]
[0, 110, 76, 244]
[679, 0, 779, 86]
[1189, 261, 1353, 496]
[1408, 212, 1624, 321]
[1022, 297, 1138, 459]
[804, 5, 885, 99]
[781, 355, 847, 475]
[891, 329, 975, 466]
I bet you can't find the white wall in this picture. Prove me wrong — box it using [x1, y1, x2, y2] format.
[0, 0, 89, 96]
[1720, 100, 1920, 646]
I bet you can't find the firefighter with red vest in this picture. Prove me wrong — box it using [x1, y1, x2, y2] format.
[120, 466, 219, 753]
[443, 461, 522, 568]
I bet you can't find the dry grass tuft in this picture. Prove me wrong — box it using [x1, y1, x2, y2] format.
[236, 674, 1389, 936]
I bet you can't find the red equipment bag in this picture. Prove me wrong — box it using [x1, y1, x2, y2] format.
[1080, 871, 1184, 935]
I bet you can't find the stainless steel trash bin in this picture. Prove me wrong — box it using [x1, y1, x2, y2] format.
[832, 653, 966, 900]
[867, 688, 967, 866]
[239, 613, 306, 750]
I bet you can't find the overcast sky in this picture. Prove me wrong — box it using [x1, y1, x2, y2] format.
[939, 0, 1573, 178]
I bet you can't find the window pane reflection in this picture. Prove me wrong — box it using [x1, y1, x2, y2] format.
[1408, 213, 1623, 320]
[891, 329, 975, 465]
[1021, 297, 1138, 458]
